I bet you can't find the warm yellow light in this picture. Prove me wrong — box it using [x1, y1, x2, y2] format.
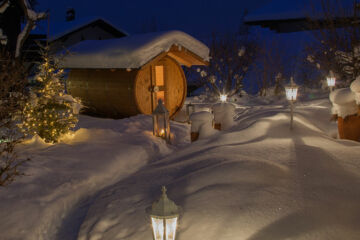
[220, 94, 227, 102]
[159, 129, 165, 137]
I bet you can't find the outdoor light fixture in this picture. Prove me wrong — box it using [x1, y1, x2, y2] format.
[285, 77, 298, 129]
[147, 186, 180, 240]
[326, 70, 336, 91]
[186, 103, 195, 123]
[152, 99, 170, 142]
[220, 94, 227, 102]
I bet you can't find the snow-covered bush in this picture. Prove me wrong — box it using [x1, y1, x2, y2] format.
[350, 76, 360, 105]
[329, 88, 357, 118]
[21, 47, 81, 143]
[184, 32, 258, 100]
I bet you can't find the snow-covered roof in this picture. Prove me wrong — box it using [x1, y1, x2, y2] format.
[245, 0, 354, 23]
[33, 17, 128, 42]
[61, 30, 210, 69]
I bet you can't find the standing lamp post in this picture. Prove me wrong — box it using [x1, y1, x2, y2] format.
[152, 99, 171, 142]
[285, 77, 299, 130]
[326, 70, 336, 92]
[147, 186, 181, 240]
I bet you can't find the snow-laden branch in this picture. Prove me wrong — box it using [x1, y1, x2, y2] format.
[0, 0, 10, 13]
[15, 0, 47, 58]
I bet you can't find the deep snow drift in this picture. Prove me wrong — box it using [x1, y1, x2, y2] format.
[1, 97, 360, 240]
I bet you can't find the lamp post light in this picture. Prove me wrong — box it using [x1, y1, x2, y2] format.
[220, 94, 227, 103]
[326, 70, 336, 92]
[152, 99, 171, 142]
[147, 186, 180, 240]
[285, 77, 299, 130]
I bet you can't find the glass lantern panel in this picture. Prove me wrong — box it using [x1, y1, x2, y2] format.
[157, 115, 166, 138]
[285, 87, 298, 101]
[165, 217, 178, 240]
[151, 217, 164, 240]
[327, 77, 336, 87]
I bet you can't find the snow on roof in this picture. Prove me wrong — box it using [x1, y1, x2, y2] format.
[245, 0, 353, 22]
[33, 17, 128, 42]
[60, 30, 210, 69]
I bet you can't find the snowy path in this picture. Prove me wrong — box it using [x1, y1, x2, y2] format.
[74, 99, 360, 240]
[1, 98, 360, 240]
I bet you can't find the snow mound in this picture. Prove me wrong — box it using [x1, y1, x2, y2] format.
[350, 77, 360, 104]
[190, 111, 217, 139]
[212, 103, 236, 130]
[329, 88, 358, 118]
[76, 100, 360, 240]
[61, 30, 209, 69]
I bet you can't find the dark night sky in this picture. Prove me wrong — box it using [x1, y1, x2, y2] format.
[35, 0, 274, 37]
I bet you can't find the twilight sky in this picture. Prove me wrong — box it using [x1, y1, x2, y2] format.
[35, 0, 274, 37]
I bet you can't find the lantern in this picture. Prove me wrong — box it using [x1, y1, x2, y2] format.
[285, 77, 298, 129]
[147, 186, 180, 240]
[327, 70, 336, 91]
[152, 99, 170, 142]
[220, 94, 227, 102]
[285, 77, 298, 101]
[186, 103, 195, 122]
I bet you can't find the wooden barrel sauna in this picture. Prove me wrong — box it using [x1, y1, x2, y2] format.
[67, 56, 187, 118]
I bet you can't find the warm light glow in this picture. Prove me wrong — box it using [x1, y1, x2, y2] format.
[220, 94, 227, 102]
[151, 218, 164, 240]
[159, 129, 165, 137]
[285, 87, 298, 101]
[165, 218, 178, 240]
[151, 217, 178, 240]
[327, 76, 336, 87]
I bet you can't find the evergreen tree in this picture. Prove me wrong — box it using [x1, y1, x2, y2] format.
[21, 47, 80, 143]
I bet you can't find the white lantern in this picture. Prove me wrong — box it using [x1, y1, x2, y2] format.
[285, 77, 298, 130]
[327, 70, 336, 91]
[152, 99, 170, 142]
[285, 77, 298, 101]
[220, 94, 227, 102]
[147, 186, 180, 240]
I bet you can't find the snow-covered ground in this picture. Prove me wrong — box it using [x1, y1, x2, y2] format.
[1, 96, 360, 240]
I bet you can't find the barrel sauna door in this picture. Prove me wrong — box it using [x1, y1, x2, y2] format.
[135, 56, 186, 117]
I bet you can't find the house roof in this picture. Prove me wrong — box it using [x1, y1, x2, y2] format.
[244, 0, 358, 33]
[33, 17, 128, 42]
[60, 30, 210, 69]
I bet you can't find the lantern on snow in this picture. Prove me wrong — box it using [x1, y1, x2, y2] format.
[327, 70, 336, 91]
[285, 77, 298, 101]
[152, 99, 170, 142]
[147, 186, 180, 240]
[285, 77, 298, 129]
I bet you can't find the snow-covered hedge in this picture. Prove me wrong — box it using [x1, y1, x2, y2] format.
[190, 111, 217, 139]
[329, 88, 358, 118]
[212, 103, 236, 130]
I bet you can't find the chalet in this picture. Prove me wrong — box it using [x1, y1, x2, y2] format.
[61, 30, 209, 118]
[46, 17, 128, 53]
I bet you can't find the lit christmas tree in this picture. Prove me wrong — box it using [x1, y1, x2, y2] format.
[21, 47, 81, 143]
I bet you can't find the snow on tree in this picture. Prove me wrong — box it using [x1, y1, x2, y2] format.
[15, 0, 47, 58]
[187, 32, 258, 99]
[21, 47, 81, 143]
